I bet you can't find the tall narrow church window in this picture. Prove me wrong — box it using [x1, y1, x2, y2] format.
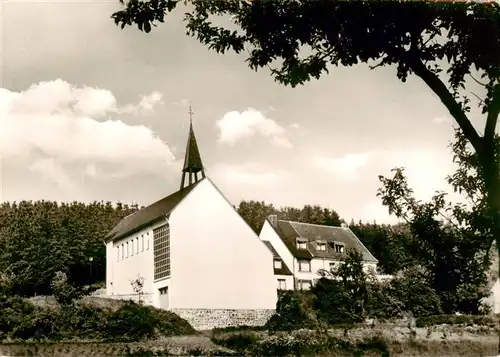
[116, 247, 119, 262]
[121, 244, 124, 259]
[131, 240, 134, 256]
[126, 242, 129, 258]
[141, 235, 144, 251]
[153, 223, 171, 281]
[136, 237, 139, 254]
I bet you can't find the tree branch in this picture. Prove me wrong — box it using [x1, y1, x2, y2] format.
[471, 92, 484, 106]
[409, 59, 483, 152]
[469, 73, 488, 87]
[484, 83, 500, 143]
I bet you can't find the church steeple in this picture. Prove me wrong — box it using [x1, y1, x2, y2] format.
[180, 106, 206, 190]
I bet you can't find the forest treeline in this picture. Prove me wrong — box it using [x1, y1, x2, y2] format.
[0, 201, 138, 296]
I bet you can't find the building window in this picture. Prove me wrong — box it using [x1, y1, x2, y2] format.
[126, 242, 129, 258]
[298, 259, 311, 272]
[131, 239, 134, 256]
[121, 244, 124, 260]
[116, 247, 119, 262]
[298, 279, 312, 290]
[141, 235, 144, 252]
[316, 242, 326, 251]
[146, 234, 150, 250]
[154, 223, 171, 281]
[296, 239, 307, 250]
[274, 260, 282, 270]
[277, 279, 287, 290]
[335, 244, 345, 253]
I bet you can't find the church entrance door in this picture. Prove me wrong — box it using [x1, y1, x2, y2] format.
[159, 287, 169, 309]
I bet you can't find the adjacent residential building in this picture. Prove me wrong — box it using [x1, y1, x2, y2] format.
[259, 215, 378, 290]
[104, 116, 277, 329]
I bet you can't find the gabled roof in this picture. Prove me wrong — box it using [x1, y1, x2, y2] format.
[105, 180, 203, 242]
[268, 219, 378, 263]
[262, 240, 293, 276]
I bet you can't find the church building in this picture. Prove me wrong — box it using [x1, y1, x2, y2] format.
[104, 111, 277, 330]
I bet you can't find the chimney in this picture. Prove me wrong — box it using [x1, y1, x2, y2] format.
[341, 222, 348, 229]
[268, 214, 278, 228]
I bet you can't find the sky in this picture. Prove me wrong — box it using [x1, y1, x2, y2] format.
[0, 1, 488, 224]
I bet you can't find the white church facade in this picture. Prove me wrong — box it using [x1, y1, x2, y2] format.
[104, 116, 277, 330]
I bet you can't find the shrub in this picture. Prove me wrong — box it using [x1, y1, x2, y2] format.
[10, 307, 58, 340]
[51, 272, 83, 305]
[390, 267, 443, 318]
[211, 331, 260, 352]
[265, 290, 317, 331]
[0, 295, 194, 342]
[0, 295, 37, 336]
[106, 301, 195, 341]
[309, 251, 372, 325]
[56, 303, 109, 340]
[250, 330, 389, 357]
[366, 280, 405, 321]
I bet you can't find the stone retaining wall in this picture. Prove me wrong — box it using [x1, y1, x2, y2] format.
[171, 308, 275, 330]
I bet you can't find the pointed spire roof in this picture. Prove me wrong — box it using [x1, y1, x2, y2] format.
[180, 106, 205, 189]
[182, 107, 204, 173]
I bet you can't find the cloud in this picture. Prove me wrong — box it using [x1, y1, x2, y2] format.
[29, 158, 76, 191]
[432, 116, 451, 124]
[4, 79, 162, 119]
[0, 80, 175, 189]
[211, 162, 282, 186]
[290, 123, 301, 129]
[313, 152, 374, 178]
[216, 108, 292, 148]
[386, 148, 455, 201]
[172, 99, 190, 107]
[120, 91, 163, 115]
[359, 201, 399, 224]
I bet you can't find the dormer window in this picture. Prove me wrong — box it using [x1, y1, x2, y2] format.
[329, 241, 345, 253]
[296, 239, 307, 250]
[274, 260, 282, 269]
[316, 241, 326, 251]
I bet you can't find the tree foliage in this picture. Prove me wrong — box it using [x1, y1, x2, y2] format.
[377, 131, 491, 314]
[313, 250, 369, 324]
[0, 201, 139, 296]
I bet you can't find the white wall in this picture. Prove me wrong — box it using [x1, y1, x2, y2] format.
[259, 221, 296, 278]
[169, 178, 277, 310]
[276, 275, 294, 291]
[106, 220, 168, 299]
[483, 278, 500, 314]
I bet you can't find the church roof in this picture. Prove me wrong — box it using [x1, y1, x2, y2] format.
[262, 240, 293, 276]
[267, 219, 378, 263]
[105, 180, 203, 242]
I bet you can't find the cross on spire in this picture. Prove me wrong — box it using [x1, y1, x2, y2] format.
[188, 105, 194, 126]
